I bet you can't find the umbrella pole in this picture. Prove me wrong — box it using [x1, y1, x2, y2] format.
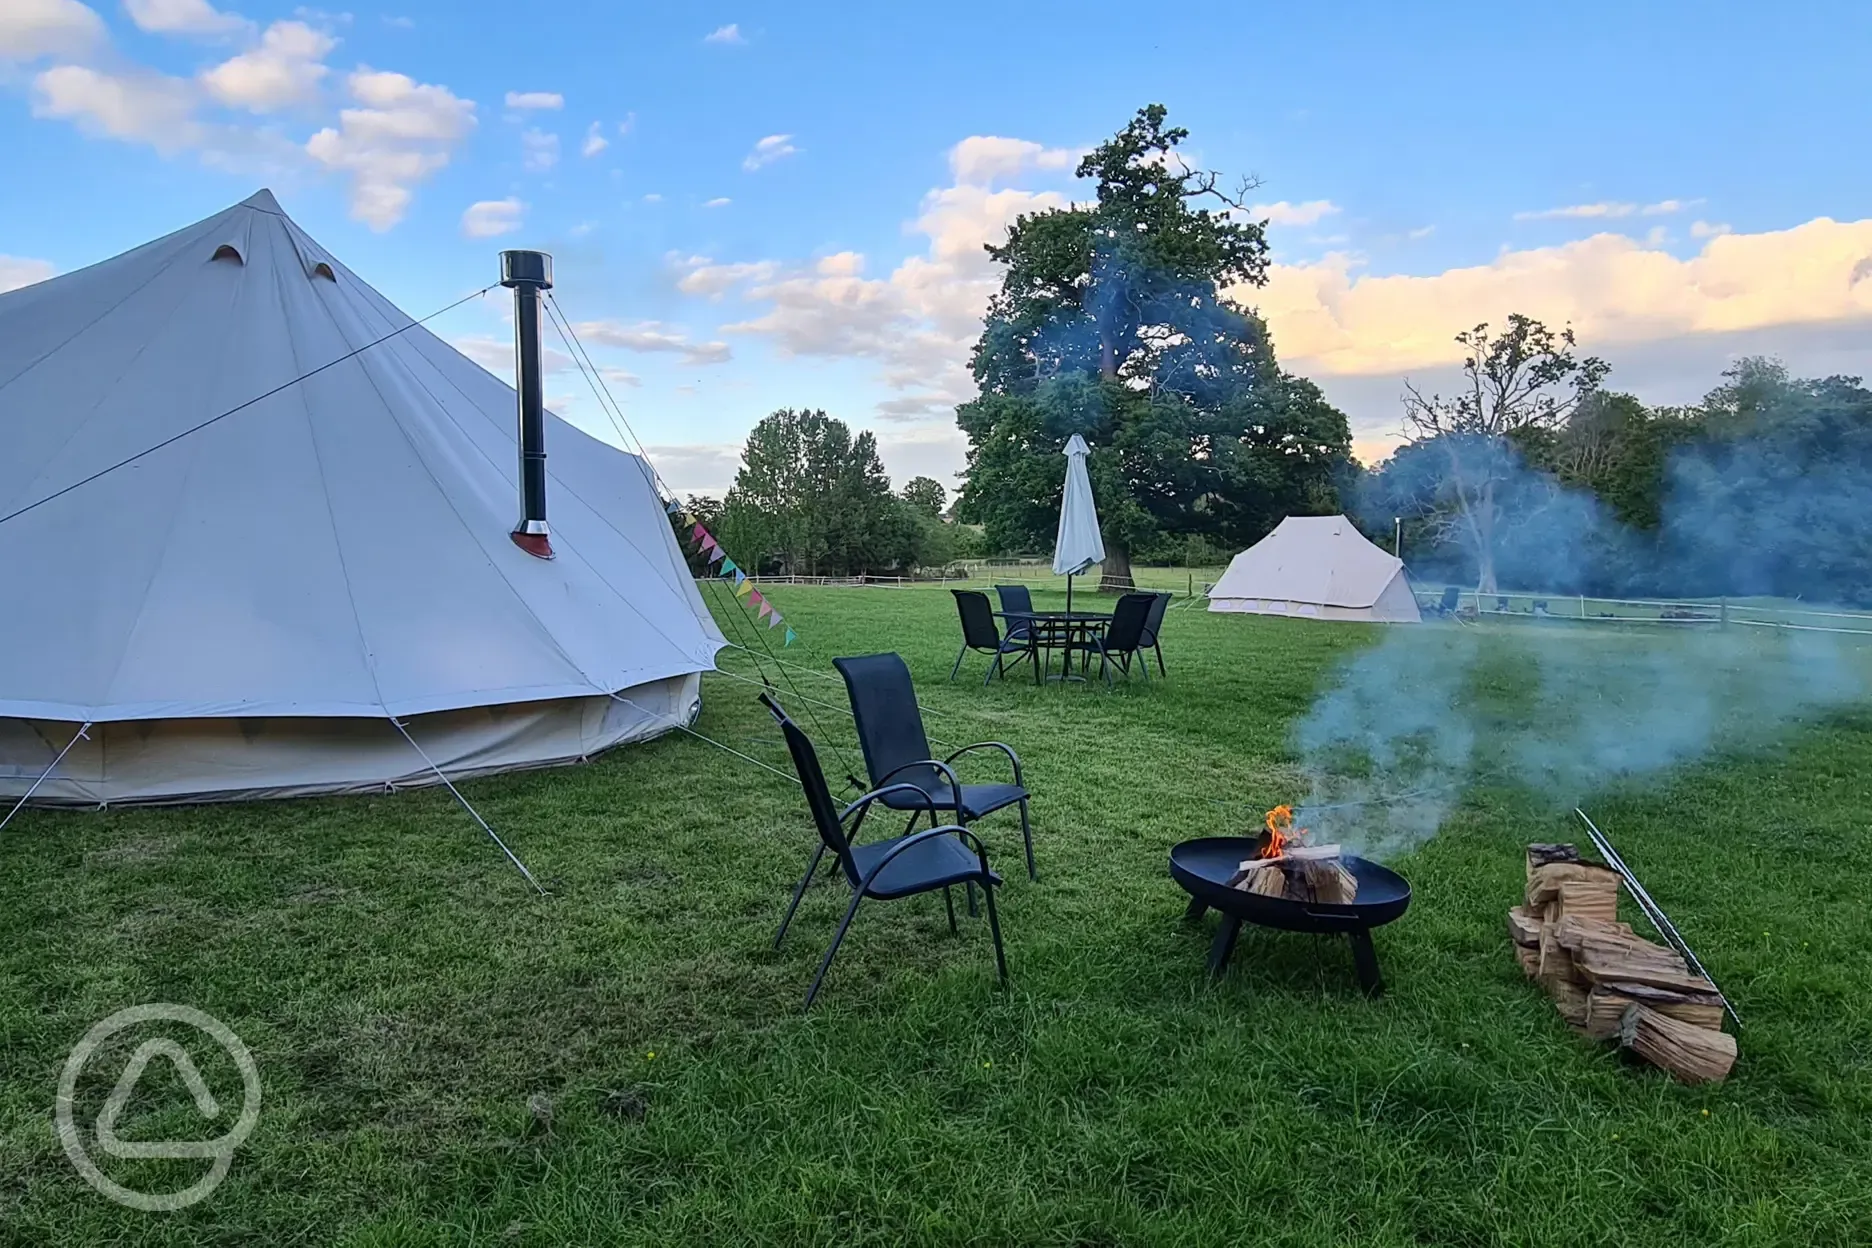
[1065, 572, 1073, 675]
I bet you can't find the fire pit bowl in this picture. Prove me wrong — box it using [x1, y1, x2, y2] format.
[1170, 836, 1411, 995]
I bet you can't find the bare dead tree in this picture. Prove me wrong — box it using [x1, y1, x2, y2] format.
[1402, 315, 1609, 595]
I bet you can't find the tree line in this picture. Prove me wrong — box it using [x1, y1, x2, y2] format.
[678, 103, 1870, 605]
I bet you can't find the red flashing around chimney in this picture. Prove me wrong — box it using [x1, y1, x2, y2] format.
[511, 530, 555, 559]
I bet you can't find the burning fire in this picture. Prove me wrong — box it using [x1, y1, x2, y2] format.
[1261, 804, 1309, 858]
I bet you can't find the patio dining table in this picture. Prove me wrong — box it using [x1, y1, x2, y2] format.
[995, 610, 1111, 683]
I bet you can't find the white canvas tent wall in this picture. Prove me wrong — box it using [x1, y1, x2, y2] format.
[1207, 516, 1421, 623]
[0, 190, 725, 805]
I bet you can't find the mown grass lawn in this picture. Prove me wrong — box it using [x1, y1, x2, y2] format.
[2, 584, 1870, 1246]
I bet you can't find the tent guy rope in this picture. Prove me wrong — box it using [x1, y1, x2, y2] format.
[0, 721, 92, 832]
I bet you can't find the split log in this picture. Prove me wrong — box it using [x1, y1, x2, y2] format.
[1550, 917, 1714, 995]
[1583, 984, 1725, 1037]
[1514, 944, 1541, 977]
[1301, 859, 1357, 905]
[1548, 977, 1590, 1027]
[1526, 843, 1581, 876]
[1555, 877, 1620, 927]
[1527, 861, 1621, 908]
[1619, 1004, 1737, 1084]
[1507, 906, 1542, 948]
[1246, 868, 1288, 898]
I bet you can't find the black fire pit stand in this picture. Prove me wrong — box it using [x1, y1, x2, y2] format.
[1170, 837, 1412, 998]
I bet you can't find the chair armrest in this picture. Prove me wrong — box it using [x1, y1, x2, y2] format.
[855, 824, 991, 892]
[837, 783, 940, 827]
[941, 741, 1023, 788]
[874, 759, 963, 809]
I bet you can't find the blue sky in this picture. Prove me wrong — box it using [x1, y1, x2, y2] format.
[5, 0, 1871, 495]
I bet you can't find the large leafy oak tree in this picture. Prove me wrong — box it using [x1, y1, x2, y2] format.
[956, 104, 1352, 588]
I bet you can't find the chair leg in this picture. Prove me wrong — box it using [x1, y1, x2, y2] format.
[981, 879, 1010, 984]
[944, 886, 958, 934]
[804, 889, 866, 1011]
[1018, 797, 1037, 881]
[985, 652, 1001, 686]
[1155, 642, 1167, 677]
[1138, 650, 1151, 684]
[775, 843, 827, 948]
[950, 645, 967, 681]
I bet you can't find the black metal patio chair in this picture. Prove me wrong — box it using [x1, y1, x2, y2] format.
[993, 583, 1035, 643]
[762, 693, 1008, 1010]
[833, 652, 1038, 881]
[1088, 592, 1158, 686]
[1138, 591, 1172, 676]
[949, 590, 1033, 684]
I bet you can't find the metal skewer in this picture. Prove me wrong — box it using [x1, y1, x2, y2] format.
[1574, 808, 1741, 1029]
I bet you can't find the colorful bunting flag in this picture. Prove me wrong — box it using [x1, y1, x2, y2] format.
[665, 498, 682, 516]
[784, 628, 797, 646]
[748, 589, 764, 609]
[719, 557, 736, 574]
[708, 546, 726, 564]
[700, 535, 718, 554]
[767, 611, 782, 629]
[733, 569, 746, 586]
[757, 601, 773, 621]
[736, 579, 753, 598]
[691, 522, 706, 542]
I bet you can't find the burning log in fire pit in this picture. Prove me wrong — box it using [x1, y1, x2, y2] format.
[1224, 806, 1359, 906]
[1508, 842, 1736, 1084]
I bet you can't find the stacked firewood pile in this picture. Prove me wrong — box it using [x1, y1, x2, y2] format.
[1509, 843, 1736, 1084]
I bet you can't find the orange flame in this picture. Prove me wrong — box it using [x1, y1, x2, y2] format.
[1260, 805, 1310, 859]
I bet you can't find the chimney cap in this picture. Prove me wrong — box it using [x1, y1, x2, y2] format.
[499, 250, 553, 290]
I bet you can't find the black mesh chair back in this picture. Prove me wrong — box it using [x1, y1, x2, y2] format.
[1140, 591, 1171, 644]
[1438, 585, 1461, 613]
[833, 653, 938, 793]
[995, 583, 1034, 615]
[951, 590, 1003, 651]
[1103, 593, 1157, 651]
[762, 694, 860, 886]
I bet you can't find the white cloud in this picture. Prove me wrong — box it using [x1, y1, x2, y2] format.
[1407, 225, 1436, 239]
[572, 319, 732, 365]
[599, 366, 641, 388]
[1691, 220, 1732, 239]
[948, 136, 1076, 186]
[381, 15, 412, 28]
[616, 112, 635, 135]
[0, 0, 107, 61]
[124, 0, 252, 38]
[521, 127, 558, 170]
[741, 132, 797, 171]
[451, 333, 573, 377]
[1515, 198, 1698, 222]
[199, 19, 335, 113]
[641, 442, 740, 496]
[1246, 216, 1872, 378]
[0, 255, 56, 293]
[717, 162, 1068, 416]
[642, 192, 662, 203]
[703, 23, 744, 44]
[304, 68, 476, 230]
[674, 256, 779, 297]
[703, 196, 731, 208]
[460, 197, 524, 238]
[1252, 199, 1339, 227]
[504, 90, 562, 110]
[32, 64, 202, 150]
[580, 120, 607, 157]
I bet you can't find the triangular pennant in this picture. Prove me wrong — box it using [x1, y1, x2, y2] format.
[691, 523, 706, 542]
[665, 499, 682, 516]
[736, 579, 753, 598]
[767, 611, 782, 628]
[757, 601, 773, 621]
[748, 589, 764, 609]
[708, 546, 726, 564]
[784, 628, 797, 646]
[733, 569, 746, 586]
[700, 534, 718, 553]
[719, 557, 736, 574]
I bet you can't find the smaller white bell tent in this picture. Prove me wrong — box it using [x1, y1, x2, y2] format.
[1208, 516, 1421, 623]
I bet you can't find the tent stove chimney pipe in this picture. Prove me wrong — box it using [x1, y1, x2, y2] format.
[501, 249, 554, 559]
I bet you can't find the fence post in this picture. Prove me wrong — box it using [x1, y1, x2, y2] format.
[1579, 593, 1586, 620]
[1719, 597, 1728, 630]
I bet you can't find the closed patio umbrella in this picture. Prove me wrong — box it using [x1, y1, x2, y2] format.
[1053, 434, 1105, 615]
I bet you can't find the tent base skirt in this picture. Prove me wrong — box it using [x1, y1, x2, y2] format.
[0, 674, 700, 807]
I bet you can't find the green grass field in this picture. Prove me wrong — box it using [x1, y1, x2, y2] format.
[3, 587, 1870, 1246]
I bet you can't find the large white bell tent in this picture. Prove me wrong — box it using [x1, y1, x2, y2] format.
[1207, 516, 1422, 623]
[0, 190, 724, 805]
